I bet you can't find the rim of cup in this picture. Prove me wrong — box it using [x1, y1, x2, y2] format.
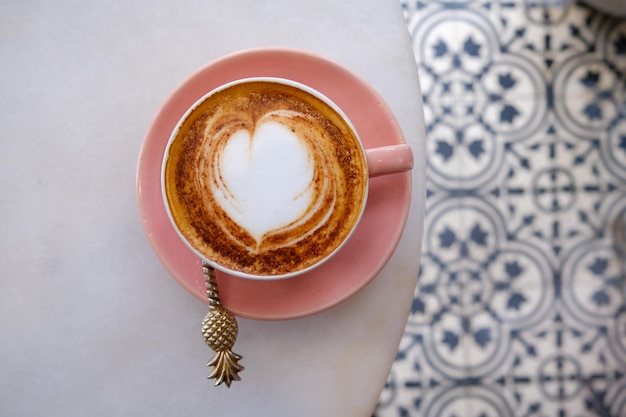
[161, 77, 370, 280]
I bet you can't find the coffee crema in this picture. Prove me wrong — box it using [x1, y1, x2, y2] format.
[163, 80, 368, 277]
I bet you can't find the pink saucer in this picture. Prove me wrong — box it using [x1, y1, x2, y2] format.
[136, 48, 412, 320]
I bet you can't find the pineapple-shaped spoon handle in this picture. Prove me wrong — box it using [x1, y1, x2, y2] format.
[201, 262, 244, 387]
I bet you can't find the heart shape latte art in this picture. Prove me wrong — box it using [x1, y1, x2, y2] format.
[211, 113, 316, 245]
[194, 109, 338, 253]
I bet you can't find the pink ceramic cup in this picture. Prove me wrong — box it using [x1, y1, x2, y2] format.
[162, 77, 413, 280]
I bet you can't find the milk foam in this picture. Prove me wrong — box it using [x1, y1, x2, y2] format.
[214, 118, 314, 244]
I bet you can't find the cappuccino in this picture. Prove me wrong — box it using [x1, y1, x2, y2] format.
[163, 79, 368, 277]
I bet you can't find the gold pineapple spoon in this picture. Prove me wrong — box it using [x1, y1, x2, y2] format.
[201, 261, 244, 387]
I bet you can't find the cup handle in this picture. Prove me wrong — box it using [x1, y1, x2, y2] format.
[365, 144, 414, 178]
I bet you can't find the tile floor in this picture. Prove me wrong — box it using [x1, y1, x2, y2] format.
[374, 1, 626, 416]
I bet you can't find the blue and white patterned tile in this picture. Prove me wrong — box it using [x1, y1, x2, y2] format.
[603, 120, 626, 184]
[496, 2, 605, 81]
[375, 1, 626, 416]
[377, 328, 474, 416]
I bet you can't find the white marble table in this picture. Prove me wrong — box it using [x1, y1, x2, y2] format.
[0, 1, 425, 416]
